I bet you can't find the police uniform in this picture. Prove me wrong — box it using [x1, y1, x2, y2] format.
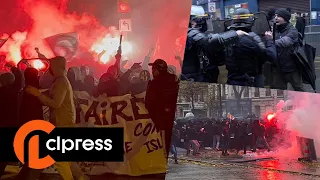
[182, 16, 240, 83]
[225, 9, 277, 87]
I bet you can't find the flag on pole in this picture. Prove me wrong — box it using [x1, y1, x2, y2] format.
[45, 32, 78, 61]
[0, 39, 8, 49]
[153, 36, 160, 60]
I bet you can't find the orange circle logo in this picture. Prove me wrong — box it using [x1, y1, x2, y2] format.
[13, 120, 56, 169]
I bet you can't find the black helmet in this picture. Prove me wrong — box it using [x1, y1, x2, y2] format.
[229, 8, 255, 30]
[190, 16, 208, 32]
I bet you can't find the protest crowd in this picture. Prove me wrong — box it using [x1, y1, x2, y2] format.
[0, 41, 180, 179]
[170, 115, 284, 160]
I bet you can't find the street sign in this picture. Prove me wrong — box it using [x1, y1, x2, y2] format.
[208, 2, 216, 13]
[119, 19, 132, 32]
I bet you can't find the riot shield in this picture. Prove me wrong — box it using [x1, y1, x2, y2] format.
[224, 19, 233, 31]
[211, 20, 228, 33]
[252, 12, 271, 36]
[206, 19, 214, 32]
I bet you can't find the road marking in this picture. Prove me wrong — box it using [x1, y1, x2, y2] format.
[174, 157, 320, 178]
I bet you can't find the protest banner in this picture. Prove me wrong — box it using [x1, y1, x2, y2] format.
[37, 91, 167, 176]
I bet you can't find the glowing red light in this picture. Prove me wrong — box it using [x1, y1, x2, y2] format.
[118, 2, 131, 13]
[267, 113, 276, 121]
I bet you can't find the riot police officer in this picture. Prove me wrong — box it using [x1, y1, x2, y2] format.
[182, 15, 249, 83]
[225, 8, 277, 87]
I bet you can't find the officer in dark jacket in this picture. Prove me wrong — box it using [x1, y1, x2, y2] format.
[226, 8, 277, 87]
[145, 59, 179, 158]
[236, 122, 248, 155]
[272, 8, 303, 91]
[182, 16, 249, 83]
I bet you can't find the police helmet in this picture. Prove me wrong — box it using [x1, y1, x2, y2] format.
[190, 15, 208, 31]
[230, 8, 255, 30]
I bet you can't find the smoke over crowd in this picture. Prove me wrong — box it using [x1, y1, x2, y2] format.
[0, 0, 189, 74]
[274, 91, 320, 159]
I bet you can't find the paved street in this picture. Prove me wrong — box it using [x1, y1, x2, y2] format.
[166, 161, 320, 180]
[165, 147, 320, 180]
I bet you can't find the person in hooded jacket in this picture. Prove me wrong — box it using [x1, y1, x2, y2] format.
[67, 67, 83, 91]
[0, 63, 23, 178]
[18, 67, 43, 126]
[145, 59, 179, 159]
[25, 56, 88, 180]
[14, 69, 45, 180]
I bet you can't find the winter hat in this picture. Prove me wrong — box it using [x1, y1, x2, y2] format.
[275, 8, 291, 23]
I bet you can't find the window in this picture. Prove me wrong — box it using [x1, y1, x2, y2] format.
[266, 88, 271, 97]
[255, 106, 261, 117]
[200, 91, 204, 102]
[194, 93, 198, 102]
[277, 89, 284, 97]
[254, 88, 260, 97]
[225, 3, 248, 18]
[244, 87, 249, 97]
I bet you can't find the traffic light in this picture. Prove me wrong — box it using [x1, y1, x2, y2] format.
[118, 0, 131, 13]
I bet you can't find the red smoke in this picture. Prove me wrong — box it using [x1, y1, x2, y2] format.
[0, 0, 190, 76]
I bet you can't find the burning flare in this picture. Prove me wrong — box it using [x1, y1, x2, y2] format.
[91, 33, 133, 64]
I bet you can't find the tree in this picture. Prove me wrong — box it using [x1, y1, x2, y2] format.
[232, 85, 246, 114]
[205, 84, 219, 118]
[178, 81, 208, 110]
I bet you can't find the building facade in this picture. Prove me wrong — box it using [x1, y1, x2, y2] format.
[223, 85, 288, 118]
[176, 83, 210, 118]
[192, 0, 315, 24]
[176, 83, 288, 119]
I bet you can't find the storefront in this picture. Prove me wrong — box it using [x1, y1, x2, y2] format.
[220, 0, 258, 19]
[258, 0, 310, 14]
[311, 0, 320, 25]
[193, 0, 222, 20]
[258, 0, 310, 25]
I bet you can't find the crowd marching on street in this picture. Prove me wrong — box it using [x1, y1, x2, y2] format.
[169, 114, 284, 162]
[0, 43, 180, 179]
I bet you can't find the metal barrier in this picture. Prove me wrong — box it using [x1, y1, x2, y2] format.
[305, 25, 320, 33]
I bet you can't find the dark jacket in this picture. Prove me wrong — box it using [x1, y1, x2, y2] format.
[171, 128, 180, 145]
[145, 72, 179, 131]
[275, 23, 299, 73]
[222, 125, 230, 139]
[186, 127, 198, 140]
[18, 68, 44, 126]
[236, 124, 247, 137]
[226, 34, 276, 77]
[0, 67, 23, 127]
[18, 90, 43, 126]
[295, 17, 306, 39]
[183, 28, 208, 74]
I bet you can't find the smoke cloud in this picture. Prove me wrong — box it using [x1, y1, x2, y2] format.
[275, 91, 320, 159]
[0, 0, 190, 74]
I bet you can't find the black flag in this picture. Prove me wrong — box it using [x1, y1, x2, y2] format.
[45, 32, 78, 61]
[0, 39, 8, 49]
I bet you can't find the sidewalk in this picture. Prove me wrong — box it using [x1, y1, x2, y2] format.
[173, 147, 320, 177]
